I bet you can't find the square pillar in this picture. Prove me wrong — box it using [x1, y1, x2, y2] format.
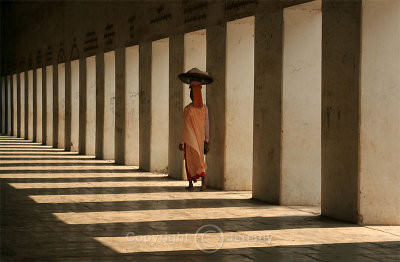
[86, 56, 96, 156]
[358, 0, 400, 224]
[321, 0, 361, 223]
[1, 76, 9, 135]
[32, 68, 37, 141]
[95, 53, 105, 159]
[24, 71, 29, 139]
[125, 46, 140, 166]
[27, 70, 34, 140]
[36, 69, 43, 143]
[0, 77, 6, 134]
[0, 77, 4, 134]
[253, 5, 284, 203]
[57, 63, 65, 149]
[225, 16, 255, 190]
[206, 23, 226, 189]
[2, 76, 7, 135]
[20, 72, 26, 138]
[45, 66, 53, 146]
[70, 60, 79, 152]
[41, 67, 47, 144]
[7, 75, 13, 136]
[103, 51, 116, 160]
[64, 61, 72, 151]
[16, 73, 21, 138]
[150, 38, 169, 172]
[281, 1, 322, 205]
[139, 42, 152, 171]
[168, 35, 184, 179]
[78, 58, 87, 154]
[52, 64, 58, 147]
[12, 74, 18, 137]
[115, 48, 126, 165]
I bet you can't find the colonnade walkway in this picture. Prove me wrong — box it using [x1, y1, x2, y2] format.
[1, 136, 399, 261]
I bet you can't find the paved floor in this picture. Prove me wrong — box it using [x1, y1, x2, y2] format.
[1, 136, 399, 261]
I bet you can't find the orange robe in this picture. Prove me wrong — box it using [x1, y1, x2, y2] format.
[181, 103, 208, 182]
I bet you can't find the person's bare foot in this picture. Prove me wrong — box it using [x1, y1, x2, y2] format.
[200, 177, 207, 191]
[185, 181, 194, 191]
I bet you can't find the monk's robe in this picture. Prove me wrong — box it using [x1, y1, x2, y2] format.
[181, 102, 209, 182]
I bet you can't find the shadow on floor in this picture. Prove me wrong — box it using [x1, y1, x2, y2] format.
[1, 136, 399, 262]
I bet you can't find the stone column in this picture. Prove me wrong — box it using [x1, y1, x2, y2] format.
[52, 64, 58, 147]
[252, 4, 284, 203]
[2, 76, 6, 135]
[45, 66, 53, 146]
[321, 0, 361, 223]
[24, 71, 29, 139]
[103, 51, 116, 160]
[64, 61, 72, 151]
[95, 53, 105, 159]
[70, 60, 80, 152]
[115, 47, 126, 164]
[168, 34, 184, 179]
[32, 69, 37, 141]
[20, 72, 26, 138]
[225, 16, 255, 190]
[13, 74, 18, 137]
[139, 42, 151, 171]
[57, 63, 65, 149]
[150, 38, 169, 172]
[41, 67, 47, 144]
[7, 75, 12, 136]
[0, 77, 4, 134]
[0, 77, 3, 134]
[86, 56, 96, 156]
[206, 23, 226, 189]
[16, 73, 21, 138]
[27, 70, 34, 140]
[36, 69, 43, 143]
[358, 0, 399, 225]
[78, 57, 87, 154]
[322, 0, 400, 224]
[4, 76, 8, 136]
[281, 1, 322, 205]
[125, 45, 140, 166]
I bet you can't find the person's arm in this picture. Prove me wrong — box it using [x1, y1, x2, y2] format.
[205, 105, 209, 143]
[179, 107, 186, 151]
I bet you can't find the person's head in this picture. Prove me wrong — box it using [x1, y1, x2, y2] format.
[189, 80, 203, 107]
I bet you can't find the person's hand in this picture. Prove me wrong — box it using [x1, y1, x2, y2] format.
[204, 141, 209, 155]
[179, 143, 184, 151]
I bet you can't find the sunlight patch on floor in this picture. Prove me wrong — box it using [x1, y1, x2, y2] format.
[29, 191, 251, 203]
[95, 227, 400, 254]
[0, 171, 153, 179]
[0, 159, 115, 164]
[0, 164, 139, 171]
[0, 151, 79, 155]
[9, 181, 187, 189]
[0, 155, 92, 159]
[52, 206, 308, 224]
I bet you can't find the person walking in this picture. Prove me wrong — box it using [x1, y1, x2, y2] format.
[178, 68, 212, 191]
